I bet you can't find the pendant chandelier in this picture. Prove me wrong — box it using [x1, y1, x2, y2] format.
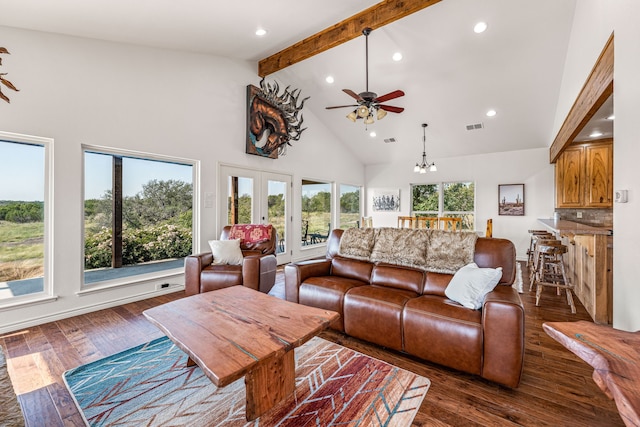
[413, 123, 437, 173]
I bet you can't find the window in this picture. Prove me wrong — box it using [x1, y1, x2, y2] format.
[301, 179, 331, 246]
[0, 135, 51, 302]
[83, 149, 194, 285]
[339, 184, 361, 229]
[411, 181, 475, 230]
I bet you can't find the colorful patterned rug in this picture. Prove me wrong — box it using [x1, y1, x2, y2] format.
[63, 336, 430, 426]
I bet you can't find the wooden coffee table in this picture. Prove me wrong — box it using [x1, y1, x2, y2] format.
[143, 286, 339, 421]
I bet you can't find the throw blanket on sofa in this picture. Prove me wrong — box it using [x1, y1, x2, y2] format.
[338, 227, 477, 274]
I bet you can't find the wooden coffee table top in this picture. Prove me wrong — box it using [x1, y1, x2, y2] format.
[543, 320, 640, 427]
[143, 286, 339, 388]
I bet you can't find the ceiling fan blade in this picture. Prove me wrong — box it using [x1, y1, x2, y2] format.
[343, 89, 363, 101]
[379, 105, 404, 113]
[375, 90, 405, 103]
[326, 104, 359, 110]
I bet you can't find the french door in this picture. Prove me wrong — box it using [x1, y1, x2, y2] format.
[219, 165, 292, 264]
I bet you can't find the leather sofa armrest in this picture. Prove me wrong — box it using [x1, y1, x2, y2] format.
[242, 254, 277, 293]
[481, 285, 525, 388]
[284, 259, 332, 303]
[184, 252, 213, 296]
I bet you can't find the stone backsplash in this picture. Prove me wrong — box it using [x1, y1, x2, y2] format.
[555, 208, 613, 227]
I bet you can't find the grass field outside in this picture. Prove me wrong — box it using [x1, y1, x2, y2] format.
[0, 220, 44, 282]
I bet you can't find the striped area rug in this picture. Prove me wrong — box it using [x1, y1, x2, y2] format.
[63, 336, 430, 426]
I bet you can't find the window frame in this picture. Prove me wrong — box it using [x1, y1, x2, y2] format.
[81, 145, 199, 289]
[300, 178, 333, 248]
[0, 131, 55, 308]
[338, 183, 362, 230]
[410, 180, 476, 230]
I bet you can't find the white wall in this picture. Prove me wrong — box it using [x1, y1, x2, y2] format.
[552, 0, 640, 331]
[365, 147, 555, 260]
[0, 26, 364, 333]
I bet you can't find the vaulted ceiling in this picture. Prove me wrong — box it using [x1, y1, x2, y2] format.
[0, 0, 580, 166]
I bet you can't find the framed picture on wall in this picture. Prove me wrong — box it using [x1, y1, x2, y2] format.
[372, 189, 400, 212]
[498, 184, 525, 216]
[498, 184, 524, 216]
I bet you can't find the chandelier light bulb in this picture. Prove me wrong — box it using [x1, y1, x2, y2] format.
[414, 164, 420, 173]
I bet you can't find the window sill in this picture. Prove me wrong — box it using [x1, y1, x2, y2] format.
[78, 267, 183, 296]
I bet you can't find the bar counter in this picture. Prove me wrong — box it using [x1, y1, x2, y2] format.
[538, 218, 612, 235]
[537, 218, 613, 324]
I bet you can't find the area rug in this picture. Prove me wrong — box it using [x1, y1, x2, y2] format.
[63, 336, 430, 427]
[0, 346, 25, 426]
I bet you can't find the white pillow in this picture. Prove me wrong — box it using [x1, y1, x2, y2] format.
[444, 262, 503, 310]
[208, 239, 244, 265]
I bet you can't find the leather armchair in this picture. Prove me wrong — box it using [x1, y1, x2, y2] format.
[184, 225, 277, 295]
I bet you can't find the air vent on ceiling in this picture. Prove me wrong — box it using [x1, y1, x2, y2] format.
[384, 137, 397, 143]
[466, 123, 484, 131]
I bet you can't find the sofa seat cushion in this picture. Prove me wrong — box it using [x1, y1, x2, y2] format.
[403, 295, 483, 375]
[200, 264, 243, 292]
[344, 286, 417, 352]
[299, 276, 367, 332]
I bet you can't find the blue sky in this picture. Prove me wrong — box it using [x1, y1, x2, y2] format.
[0, 140, 193, 201]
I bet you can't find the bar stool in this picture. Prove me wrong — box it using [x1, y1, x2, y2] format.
[527, 230, 554, 268]
[527, 233, 556, 286]
[532, 243, 576, 314]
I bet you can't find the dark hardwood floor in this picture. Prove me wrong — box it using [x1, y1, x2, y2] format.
[1, 262, 623, 426]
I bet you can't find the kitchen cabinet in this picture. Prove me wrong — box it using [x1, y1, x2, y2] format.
[555, 140, 612, 208]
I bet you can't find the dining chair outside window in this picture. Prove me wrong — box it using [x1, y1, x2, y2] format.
[397, 216, 415, 228]
[415, 216, 438, 229]
[301, 220, 309, 245]
[361, 216, 373, 228]
[439, 217, 462, 231]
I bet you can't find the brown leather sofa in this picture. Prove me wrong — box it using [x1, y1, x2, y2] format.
[284, 229, 525, 388]
[185, 226, 277, 295]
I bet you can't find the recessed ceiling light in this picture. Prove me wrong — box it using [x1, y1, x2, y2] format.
[486, 109, 497, 117]
[607, 114, 615, 120]
[255, 28, 267, 36]
[369, 131, 377, 138]
[474, 22, 488, 33]
[392, 52, 403, 61]
[325, 75, 334, 84]
[590, 131, 604, 138]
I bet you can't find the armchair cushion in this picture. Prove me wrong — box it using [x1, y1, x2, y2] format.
[208, 239, 244, 265]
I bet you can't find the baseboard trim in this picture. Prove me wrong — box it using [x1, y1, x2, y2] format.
[0, 286, 184, 335]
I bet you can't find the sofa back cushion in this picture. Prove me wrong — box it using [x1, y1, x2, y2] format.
[423, 271, 453, 296]
[474, 237, 516, 285]
[331, 256, 373, 283]
[371, 264, 424, 294]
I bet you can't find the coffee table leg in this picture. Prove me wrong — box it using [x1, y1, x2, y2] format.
[244, 348, 295, 421]
[186, 357, 196, 367]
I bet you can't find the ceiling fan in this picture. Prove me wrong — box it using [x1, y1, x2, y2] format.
[326, 27, 405, 124]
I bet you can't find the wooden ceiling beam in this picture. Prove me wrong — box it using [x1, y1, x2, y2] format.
[258, 0, 442, 77]
[549, 34, 614, 163]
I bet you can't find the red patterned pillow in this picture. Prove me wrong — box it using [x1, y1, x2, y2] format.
[229, 224, 273, 244]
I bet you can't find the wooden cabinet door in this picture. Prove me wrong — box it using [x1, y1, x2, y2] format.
[556, 147, 584, 208]
[585, 143, 613, 207]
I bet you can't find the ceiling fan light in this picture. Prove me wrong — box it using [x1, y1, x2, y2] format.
[346, 110, 357, 122]
[429, 163, 437, 172]
[357, 105, 369, 118]
[364, 114, 375, 125]
[376, 108, 387, 120]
